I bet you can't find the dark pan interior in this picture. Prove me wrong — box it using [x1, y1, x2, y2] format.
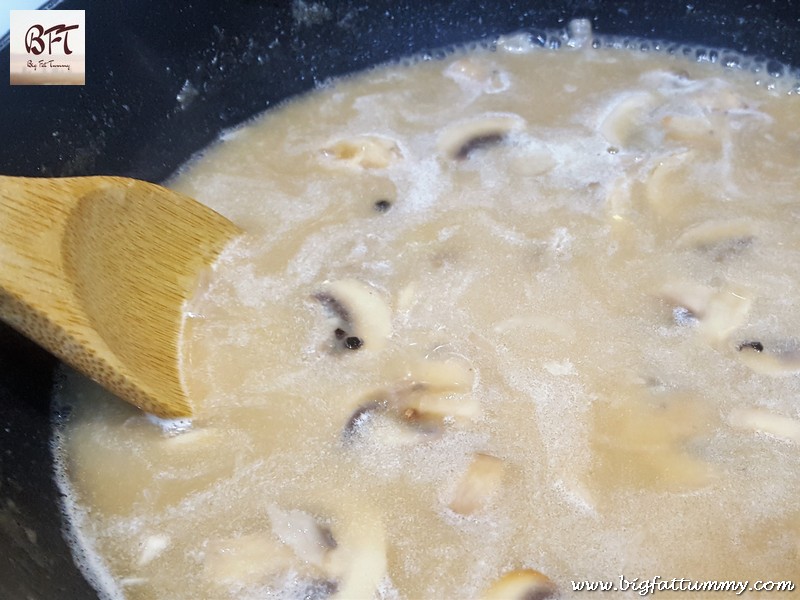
[1, 1, 798, 597]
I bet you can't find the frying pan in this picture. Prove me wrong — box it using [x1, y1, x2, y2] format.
[1, 1, 798, 597]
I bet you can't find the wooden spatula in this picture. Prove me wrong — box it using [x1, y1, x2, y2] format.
[0, 176, 241, 418]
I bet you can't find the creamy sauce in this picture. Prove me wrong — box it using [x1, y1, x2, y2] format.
[53, 27, 800, 599]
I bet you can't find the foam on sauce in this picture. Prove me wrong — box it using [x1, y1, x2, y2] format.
[53, 24, 800, 599]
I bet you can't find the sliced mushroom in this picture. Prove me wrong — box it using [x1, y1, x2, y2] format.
[326, 507, 387, 600]
[507, 142, 557, 177]
[661, 113, 713, 142]
[267, 505, 337, 569]
[675, 219, 755, 256]
[215, 504, 385, 599]
[658, 82, 754, 149]
[660, 280, 714, 322]
[737, 345, 800, 376]
[342, 399, 384, 440]
[729, 408, 800, 443]
[356, 407, 440, 446]
[344, 354, 479, 442]
[444, 58, 509, 94]
[342, 393, 441, 446]
[438, 114, 524, 160]
[449, 453, 505, 515]
[604, 174, 632, 220]
[590, 390, 714, 492]
[643, 151, 697, 219]
[204, 532, 298, 584]
[408, 392, 481, 421]
[660, 281, 752, 344]
[322, 136, 401, 169]
[401, 357, 479, 420]
[406, 357, 474, 393]
[737, 340, 764, 353]
[315, 279, 392, 351]
[598, 92, 659, 147]
[700, 288, 752, 345]
[482, 569, 558, 600]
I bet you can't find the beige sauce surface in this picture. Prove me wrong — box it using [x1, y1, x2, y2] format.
[55, 29, 800, 599]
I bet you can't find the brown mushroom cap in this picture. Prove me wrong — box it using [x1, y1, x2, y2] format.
[481, 568, 558, 600]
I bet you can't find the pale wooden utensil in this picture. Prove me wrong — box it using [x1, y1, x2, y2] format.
[0, 176, 241, 418]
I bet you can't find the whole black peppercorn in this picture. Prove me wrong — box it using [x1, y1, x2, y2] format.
[374, 199, 392, 212]
[344, 336, 363, 350]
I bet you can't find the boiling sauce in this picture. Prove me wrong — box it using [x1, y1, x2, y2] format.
[53, 24, 800, 599]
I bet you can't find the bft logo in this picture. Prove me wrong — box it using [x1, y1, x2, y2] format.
[25, 23, 81, 56]
[10, 10, 86, 85]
